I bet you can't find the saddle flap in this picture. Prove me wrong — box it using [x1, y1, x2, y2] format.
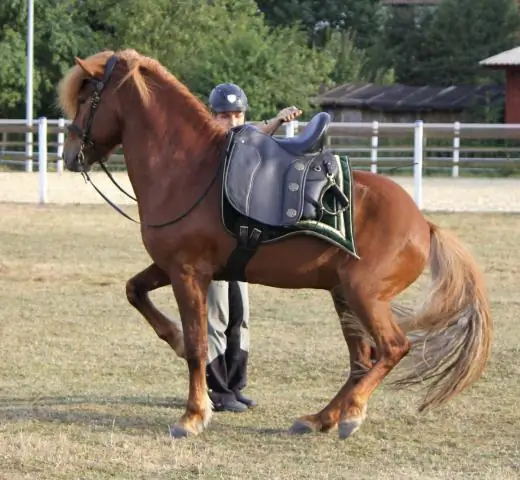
[223, 125, 342, 227]
[224, 126, 308, 226]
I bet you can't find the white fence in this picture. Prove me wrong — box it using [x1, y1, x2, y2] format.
[1, 118, 520, 208]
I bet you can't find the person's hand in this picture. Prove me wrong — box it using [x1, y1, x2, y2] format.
[276, 106, 303, 123]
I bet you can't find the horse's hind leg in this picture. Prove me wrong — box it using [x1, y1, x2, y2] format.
[292, 293, 409, 437]
[289, 288, 374, 434]
[335, 297, 410, 438]
[331, 288, 375, 386]
[126, 263, 185, 358]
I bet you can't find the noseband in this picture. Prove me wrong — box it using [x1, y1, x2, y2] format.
[67, 54, 120, 168]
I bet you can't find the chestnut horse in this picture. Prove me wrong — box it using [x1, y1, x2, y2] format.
[58, 49, 492, 440]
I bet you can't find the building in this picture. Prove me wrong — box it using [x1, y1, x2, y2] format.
[310, 83, 504, 123]
[480, 47, 520, 123]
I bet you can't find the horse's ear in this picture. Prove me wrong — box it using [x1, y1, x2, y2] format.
[75, 57, 96, 77]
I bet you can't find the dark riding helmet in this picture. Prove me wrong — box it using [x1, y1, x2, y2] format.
[209, 83, 248, 113]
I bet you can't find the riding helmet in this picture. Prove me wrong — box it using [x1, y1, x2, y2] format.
[209, 83, 248, 113]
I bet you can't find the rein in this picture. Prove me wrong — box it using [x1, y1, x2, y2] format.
[98, 161, 137, 202]
[79, 160, 224, 228]
[69, 54, 224, 229]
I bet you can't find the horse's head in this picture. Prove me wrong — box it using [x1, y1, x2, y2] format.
[59, 53, 123, 172]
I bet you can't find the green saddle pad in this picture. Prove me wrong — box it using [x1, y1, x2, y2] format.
[221, 154, 358, 259]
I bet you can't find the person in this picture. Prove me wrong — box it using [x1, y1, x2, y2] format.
[206, 82, 302, 412]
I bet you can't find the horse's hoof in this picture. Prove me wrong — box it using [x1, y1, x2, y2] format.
[288, 419, 316, 435]
[338, 418, 363, 440]
[169, 424, 192, 439]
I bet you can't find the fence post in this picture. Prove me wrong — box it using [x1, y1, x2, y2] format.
[452, 121, 460, 178]
[0, 132, 6, 159]
[413, 120, 423, 209]
[38, 117, 48, 204]
[371, 120, 379, 174]
[25, 119, 33, 172]
[285, 120, 296, 137]
[56, 117, 65, 174]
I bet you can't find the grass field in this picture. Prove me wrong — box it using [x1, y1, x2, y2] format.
[0, 203, 519, 479]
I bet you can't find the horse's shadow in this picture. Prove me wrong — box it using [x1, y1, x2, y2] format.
[0, 394, 186, 433]
[0, 395, 286, 436]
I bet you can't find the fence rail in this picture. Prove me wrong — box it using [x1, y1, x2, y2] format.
[1, 117, 520, 207]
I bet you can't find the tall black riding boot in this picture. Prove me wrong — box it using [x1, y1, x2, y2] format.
[226, 281, 257, 408]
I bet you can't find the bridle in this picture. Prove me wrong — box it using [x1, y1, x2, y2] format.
[67, 55, 120, 175]
[66, 54, 224, 228]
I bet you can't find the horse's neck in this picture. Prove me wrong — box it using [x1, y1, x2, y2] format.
[119, 89, 224, 221]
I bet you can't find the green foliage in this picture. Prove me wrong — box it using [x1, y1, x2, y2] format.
[421, 0, 520, 85]
[367, 5, 435, 85]
[372, 0, 520, 86]
[324, 30, 395, 86]
[103, 0, 336, 119]
[1, 0, 519, 121]
[256, 0, 382, 50]
[0, 0, 107, 117]
[0, 1, 33, 117]
[0, 27, 27, 116]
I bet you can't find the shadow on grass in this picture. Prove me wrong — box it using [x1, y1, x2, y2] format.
[0, 394, 187, 409]
[0, 395, 288, 436]
[0, 394, 187, 432]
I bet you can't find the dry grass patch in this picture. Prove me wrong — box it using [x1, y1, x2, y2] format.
[0, 204, 519, 479]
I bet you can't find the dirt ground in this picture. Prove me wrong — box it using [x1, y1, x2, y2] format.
[1, 171, 520, 211]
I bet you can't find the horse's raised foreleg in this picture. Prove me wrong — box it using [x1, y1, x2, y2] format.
[126, 263, 185, 358]
[169, 270, 212, 438]
[289, 288, 375, 435]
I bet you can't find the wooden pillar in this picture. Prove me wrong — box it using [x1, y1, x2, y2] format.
[505, 68, 520, 123]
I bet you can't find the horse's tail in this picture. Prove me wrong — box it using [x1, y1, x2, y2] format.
[392, 221, 492, 412]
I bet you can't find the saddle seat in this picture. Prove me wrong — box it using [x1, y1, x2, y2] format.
[274, 111, 331, 156]
[223, 111, 348, 228]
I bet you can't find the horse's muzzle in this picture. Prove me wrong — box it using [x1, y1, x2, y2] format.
[63, 144, 87, 172]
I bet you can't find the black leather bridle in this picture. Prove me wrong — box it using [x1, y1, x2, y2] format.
[67, 54, 224, 228]
[67, 55, 120, 171]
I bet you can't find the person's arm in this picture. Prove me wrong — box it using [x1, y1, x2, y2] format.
[252, 117, 283, 136]
[251, 106, 303, 136]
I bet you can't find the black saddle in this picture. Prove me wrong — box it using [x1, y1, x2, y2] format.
[274, 111, 331, 156]
[223, 112, 348, 228]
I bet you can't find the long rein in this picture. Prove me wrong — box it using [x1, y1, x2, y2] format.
[79, 157, 224, 229]
[70, 54, 226, 229]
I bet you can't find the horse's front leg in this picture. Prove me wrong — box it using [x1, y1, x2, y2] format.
[126, 263, 185, 358]
[169, 269, 213, 438]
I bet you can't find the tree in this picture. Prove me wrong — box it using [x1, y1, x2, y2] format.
[372, 0, 520, 86]
[421, 0, 520, 85]
[324, 30, 394, 86]
[0, 0, 108, 118]
[0, 1, 37, 117]
[368, 5, 435, 85]
[0, 27, 27, 117]
[255, 0, 382, 50]
[106, 0, 337, 119]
